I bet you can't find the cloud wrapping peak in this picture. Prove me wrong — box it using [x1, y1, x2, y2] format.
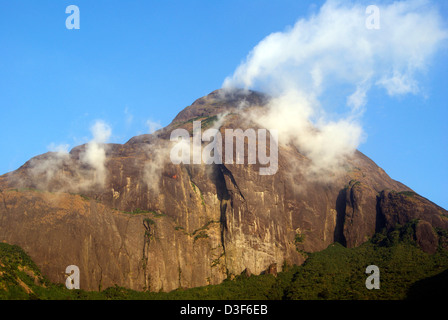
[223, 0, 447, 178]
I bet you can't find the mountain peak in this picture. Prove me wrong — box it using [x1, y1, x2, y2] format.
[170, 88, 269, 125]
[126, 88, 269, 144]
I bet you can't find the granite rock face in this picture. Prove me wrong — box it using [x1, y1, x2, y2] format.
[0, 89, 446, 291]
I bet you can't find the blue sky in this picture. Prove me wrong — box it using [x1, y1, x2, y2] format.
[0, 0, 447, 209]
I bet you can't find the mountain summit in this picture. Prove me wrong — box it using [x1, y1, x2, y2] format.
[0, 89, 447, 291]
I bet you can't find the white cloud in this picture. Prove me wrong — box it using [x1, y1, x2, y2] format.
[347, 83, 369, 112]
[225, 0, 447, 98]
[376, 71, 419, 96]
[90, 120, 112, 143]
[223, 0, 447, 178]
[81, 120, 112, 187]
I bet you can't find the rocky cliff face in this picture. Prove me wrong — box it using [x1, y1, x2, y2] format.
[0, 89, 447, 291]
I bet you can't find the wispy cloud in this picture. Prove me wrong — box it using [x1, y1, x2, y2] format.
[47, 143, 70, 155]
[146, 119, 162, 134]
[124, 106, 134, 126]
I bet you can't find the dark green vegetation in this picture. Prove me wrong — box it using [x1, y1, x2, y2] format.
[1, 220, 447, 300]
[0, 243, 102, 300]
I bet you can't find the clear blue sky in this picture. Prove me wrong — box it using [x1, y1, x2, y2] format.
[0, 0, 447, 209]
